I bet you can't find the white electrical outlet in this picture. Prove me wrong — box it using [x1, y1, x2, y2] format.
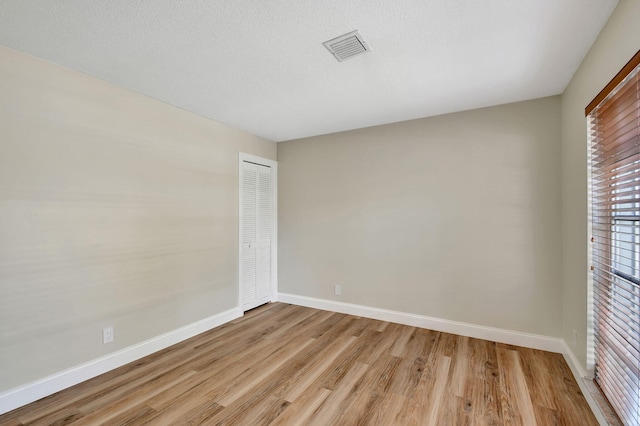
[334, 285, 341, 295]
[572, 329, 577, 347]
[103, 326, 114, 344]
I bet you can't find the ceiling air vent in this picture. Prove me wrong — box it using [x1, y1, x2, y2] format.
[323, 30, 370, 62]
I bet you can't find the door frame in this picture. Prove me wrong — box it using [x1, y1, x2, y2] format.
[238, 152, 278, 311]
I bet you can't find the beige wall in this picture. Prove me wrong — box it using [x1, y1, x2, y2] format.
[560, 0, 640, 369]
[0, 46, 276, 392]
[278, 97, 562, 336]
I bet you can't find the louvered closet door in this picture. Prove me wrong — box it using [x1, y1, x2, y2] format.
[240, 161, 272, 311]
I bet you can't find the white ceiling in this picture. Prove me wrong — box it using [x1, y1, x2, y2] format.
[0, 0, 618, 142]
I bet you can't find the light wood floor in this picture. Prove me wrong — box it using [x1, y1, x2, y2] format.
[0, 303, 598, 425]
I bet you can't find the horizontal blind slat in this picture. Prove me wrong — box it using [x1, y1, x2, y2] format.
[592, 72, 640, 117]
[595, 349, 640, 406]
[592, 288, 640, 329]
[592, 305, 640, 349]
[592, 283, 640, 315]
[592, 179, 640, 194]
[593, 93, 639, 131]
[592, 269, 640, 295]
[592, 248, 640, 265]
[595, 355, 640, 419]
[595, 345, 640, 399]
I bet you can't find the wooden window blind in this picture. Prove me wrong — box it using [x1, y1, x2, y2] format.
[587, 50, 640, 426]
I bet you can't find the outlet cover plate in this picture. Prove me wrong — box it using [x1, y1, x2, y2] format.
[103, 326, 114, 344]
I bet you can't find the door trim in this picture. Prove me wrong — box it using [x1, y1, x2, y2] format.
[238, 153, 278, 312]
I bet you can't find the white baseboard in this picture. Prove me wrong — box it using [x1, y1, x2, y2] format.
[560, 340, 592, 380]
[559, 341, 607, 426]
[278, 293, 608, 424]
[277, 293, 564, 352]
[0, 307, 242, 416]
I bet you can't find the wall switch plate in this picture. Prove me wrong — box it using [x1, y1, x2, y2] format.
[103, 326, 114, 344]
[334, 285, 341, 295]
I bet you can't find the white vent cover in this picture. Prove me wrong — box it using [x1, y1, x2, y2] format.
[323, 30, 371, 62]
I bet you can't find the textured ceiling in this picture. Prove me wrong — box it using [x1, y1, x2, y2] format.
[0, 0, 618, 141]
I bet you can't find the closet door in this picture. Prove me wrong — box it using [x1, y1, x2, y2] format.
[240, 161, 272, 311]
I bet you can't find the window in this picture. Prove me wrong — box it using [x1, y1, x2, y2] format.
[587, 50, 640, 426]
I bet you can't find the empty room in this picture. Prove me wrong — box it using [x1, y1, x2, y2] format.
[0, 1, 639, 425]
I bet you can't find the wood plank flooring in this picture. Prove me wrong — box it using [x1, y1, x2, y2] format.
[0, 303, 598, 425]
